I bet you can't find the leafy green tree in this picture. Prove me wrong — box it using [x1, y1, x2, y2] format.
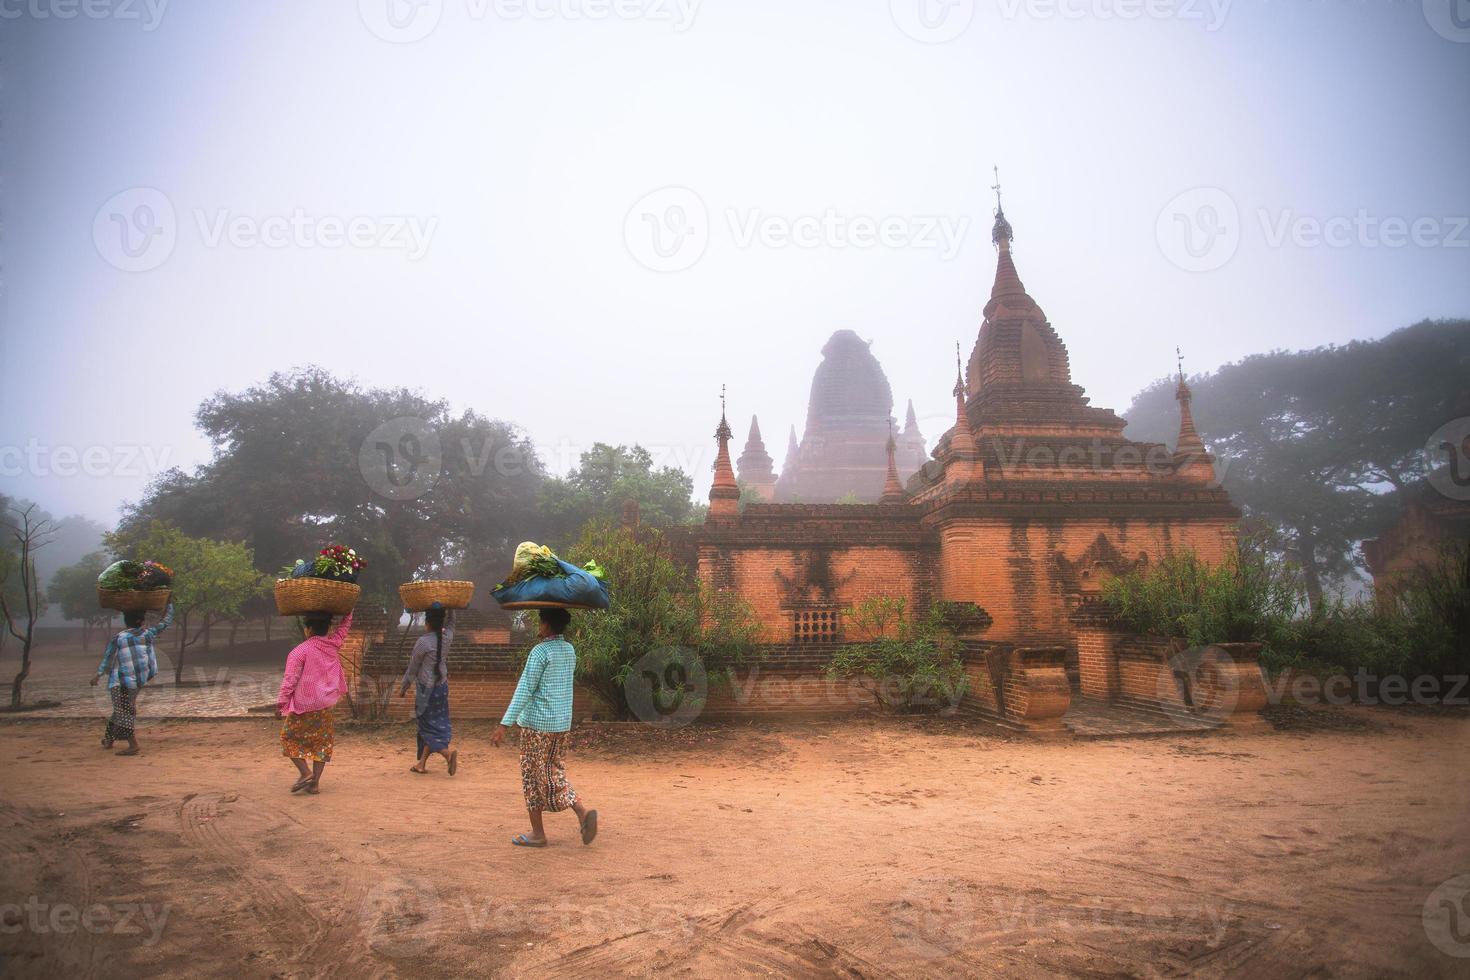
[539, 445, 697, 546]
[105, 522, 268, 683]
[1123, 319, 1470, 605]
[48, 551, 115, 646]
[117, 367, 547, 607]
[559, 521, 760, 718]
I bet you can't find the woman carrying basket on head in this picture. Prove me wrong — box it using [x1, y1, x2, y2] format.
[399, 607, 458, 775]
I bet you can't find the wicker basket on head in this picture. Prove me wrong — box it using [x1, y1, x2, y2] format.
[97, 587, 171, 613]
[274, 578, 361, 616]
[399, 580, 475, 613]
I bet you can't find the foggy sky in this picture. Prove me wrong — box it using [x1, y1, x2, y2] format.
[2, 0, 1467, 525]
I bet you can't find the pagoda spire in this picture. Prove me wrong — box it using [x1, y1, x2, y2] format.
[904, 399, 920, 435]
[881, 419, 905, 503]
[985, 168, 1035, 310]
[949, 342, 977, 458]
[745, 415, 764, 452]
[1172, 350, 1214, 483]
[783, 425, 799, 471]
[736, 414, 776, 502]
[708, 385, 741, 520]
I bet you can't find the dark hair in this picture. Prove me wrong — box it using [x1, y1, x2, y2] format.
[123, 611, 145, 629]
[539, 607, 571, 633]
[426, 608, 447, 677]
[302, 614, 332, 637]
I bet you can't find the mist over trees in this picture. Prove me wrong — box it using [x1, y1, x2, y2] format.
[1123, 318, 1470, 603]
[114, 368, 701, 605]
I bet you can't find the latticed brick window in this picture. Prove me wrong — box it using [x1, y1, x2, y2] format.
[792, 608, 841, 643]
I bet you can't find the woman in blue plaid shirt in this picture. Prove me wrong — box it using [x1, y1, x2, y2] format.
[91, 602, 173, 755]
[492, 608, 598, 848]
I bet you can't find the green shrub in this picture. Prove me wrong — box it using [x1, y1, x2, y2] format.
[559, 521, 763, 719]
[1103, 538, 1469, 681]
[826, 597, 968, 713]
[1101, 537, 1303, 649]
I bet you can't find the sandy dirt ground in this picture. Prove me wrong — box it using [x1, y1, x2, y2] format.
[1, 710, 1468, 979]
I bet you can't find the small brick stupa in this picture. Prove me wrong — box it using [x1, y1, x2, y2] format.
[735, 416, 777, 502]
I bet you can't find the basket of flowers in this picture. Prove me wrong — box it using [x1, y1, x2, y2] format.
[96, 560, 173, 612]
[399, 579, 475, 613]
[490, 542, 609, 610]
[274, 544, 365, 616]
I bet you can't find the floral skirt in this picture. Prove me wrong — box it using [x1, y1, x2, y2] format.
[281, 709, 335, 763]
[104, 685, 138, 743]
[519, 729, 576, 812]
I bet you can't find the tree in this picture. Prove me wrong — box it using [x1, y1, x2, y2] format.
[1123, 319, 1470, 605]
[0, 503, 56, 708]
[116, 367, 547, 608]
[48, 552, 115, 646]
[560, 521, 760, 718]
[105, 522, 267, 683]
[539, 444, 698, 546]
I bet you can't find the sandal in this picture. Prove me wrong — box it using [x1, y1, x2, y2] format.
[448, 750, 458, 776]
[115, 747, 140, 757]
[511, 834, 547, 848]
[580, 810, 598, 845]
[305, 782, 320, 795]
[290, 776, 313, 793]
[409, 766, 428, 775]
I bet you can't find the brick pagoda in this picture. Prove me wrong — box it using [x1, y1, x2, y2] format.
[685, 200, 1246, 730]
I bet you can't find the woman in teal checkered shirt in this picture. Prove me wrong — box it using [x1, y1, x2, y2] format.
[492, 608, 598, 848]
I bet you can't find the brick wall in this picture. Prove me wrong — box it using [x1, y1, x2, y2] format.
[1075, 626, 1120, 698]
[699, 544, 936, 642]
[1116, 634, 1184, 705]
[936, 517, 1235, 645]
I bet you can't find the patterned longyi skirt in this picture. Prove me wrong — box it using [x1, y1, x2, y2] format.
[519, 728, 577, 812]
[281, 708, 335, 763]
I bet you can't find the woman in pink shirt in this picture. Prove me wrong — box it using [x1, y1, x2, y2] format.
[277, 611, 352, 794]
